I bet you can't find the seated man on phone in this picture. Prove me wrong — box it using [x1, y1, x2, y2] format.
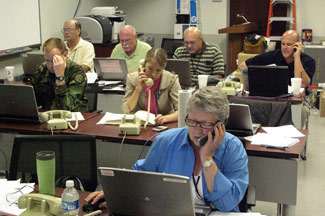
[32, 38, 88, 112]
[239, 30, 315, 128]
[85, 86, 248, 212]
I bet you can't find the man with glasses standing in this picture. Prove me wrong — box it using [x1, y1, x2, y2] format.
[86, 86, 248, 212]
[63, 19, 95, 72]
[110, 25, 151, 72]
[173, 27, 225, 84]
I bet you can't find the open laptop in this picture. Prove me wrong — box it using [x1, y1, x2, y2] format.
[94, 58, 128, 81]
[0, 84, 41, 123]
[98, 167, 207, 216]
[248, 65, 290, 97]
[226, 103, 261, 137]
[21, 52, 44, 76]
[165, 59, 192, 89]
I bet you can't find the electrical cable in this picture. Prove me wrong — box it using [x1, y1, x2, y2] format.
[137, 133, 159, 161]
[118, 132, 127, 168]
[73, 0, 83, 18]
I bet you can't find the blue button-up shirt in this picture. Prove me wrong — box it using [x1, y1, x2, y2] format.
[133, 127, 248, 212]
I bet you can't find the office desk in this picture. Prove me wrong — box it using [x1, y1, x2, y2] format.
[0, 114, 306, 216]
[229, 94, 304, 129]
[0, 112, 99, 135]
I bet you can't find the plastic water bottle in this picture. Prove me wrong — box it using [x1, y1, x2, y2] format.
[62, 180, 79, 216]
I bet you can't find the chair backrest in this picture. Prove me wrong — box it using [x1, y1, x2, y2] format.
[85, 83, 99, 112]
[9, 135, 97, 191]
[161, 38, 184, 58]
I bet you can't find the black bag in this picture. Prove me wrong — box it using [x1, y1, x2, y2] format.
[244, 34, 267, 54]
[55, 176, 85, 191]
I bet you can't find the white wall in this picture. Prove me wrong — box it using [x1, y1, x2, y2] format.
[296, 0, 325, 39]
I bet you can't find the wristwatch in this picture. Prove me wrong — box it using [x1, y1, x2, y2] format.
[56, 76, 65, 81]
[202, 158, 214, 168]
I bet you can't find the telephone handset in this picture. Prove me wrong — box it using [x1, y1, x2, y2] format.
[40, 110, 78, 131]
[139, 59, 154, 87]
[18, 193, 62, 216]
[139, 59, 154, 128]
[198, 131, 215, 147]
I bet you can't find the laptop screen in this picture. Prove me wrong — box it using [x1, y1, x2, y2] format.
[0, 84, 40, 123]
[94, 58, 128, 81]
[98, 167, 195, 216]
[248, 65, 289, 97]
[165, 59, 192, 89]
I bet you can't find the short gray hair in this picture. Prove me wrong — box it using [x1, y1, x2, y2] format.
[186, 86, 229, 122]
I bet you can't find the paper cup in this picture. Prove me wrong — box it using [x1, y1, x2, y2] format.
[291, 78, 302, 97]
[198, 75, 208, 89]
[5, 66, 15, 81]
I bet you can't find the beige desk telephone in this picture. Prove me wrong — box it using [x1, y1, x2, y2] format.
[40, 110, 78, 131]
[18, 193, 61, 216]
[119, 115, 142, 135]
[217, 81, 241, 96]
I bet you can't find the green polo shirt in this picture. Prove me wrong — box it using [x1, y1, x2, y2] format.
[110, 40, 151, 72]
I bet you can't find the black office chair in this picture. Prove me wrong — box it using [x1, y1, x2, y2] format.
[238, 185, 256, 212]
[85, 83, 99, 113]
[161, 38, 184, 58]
[9, 135, 98, 191]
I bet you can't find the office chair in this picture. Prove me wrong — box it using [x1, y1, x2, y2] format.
[9, 135, 97, 191]
[161, 38, 184, 58]
[238, 185, 256, 212]
[85, 83, 99, 113]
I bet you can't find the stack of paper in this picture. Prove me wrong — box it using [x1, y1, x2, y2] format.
[0, 179, 34, 215]
[249, 125, 305, 149]
[97, 111, 156, 126]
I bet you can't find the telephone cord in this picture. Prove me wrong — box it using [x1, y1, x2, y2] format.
[68, 113, 78, 131]
[144, 88, 151, 128]
[118, 132, 127, 168]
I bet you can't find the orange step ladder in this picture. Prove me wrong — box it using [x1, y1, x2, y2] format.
[266, 0, 296, 41]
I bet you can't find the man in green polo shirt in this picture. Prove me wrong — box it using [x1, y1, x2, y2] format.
[110, 25, 151, 72]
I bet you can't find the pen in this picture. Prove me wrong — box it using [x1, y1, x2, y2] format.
[265, 146, 287, 150]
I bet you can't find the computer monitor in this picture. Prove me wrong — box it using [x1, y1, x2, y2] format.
[161, 38, 184, 58]
[93, 58, 128, 81]
[248, 65, 289, 97]
[21, 52, 44, 76]
[0, 84, 41, 123]
[165, 59, 192, 89]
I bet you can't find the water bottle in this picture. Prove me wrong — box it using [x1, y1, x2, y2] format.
[62, 180, 79, 216]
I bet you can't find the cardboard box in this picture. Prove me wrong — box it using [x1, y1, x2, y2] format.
[320, 91, 325, 117]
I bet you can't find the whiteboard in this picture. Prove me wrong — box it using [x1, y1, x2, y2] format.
[0, 0, 41, 51]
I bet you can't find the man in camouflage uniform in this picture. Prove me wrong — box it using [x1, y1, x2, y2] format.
[32, 38, 88, 112]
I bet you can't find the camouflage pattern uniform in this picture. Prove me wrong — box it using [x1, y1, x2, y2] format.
[32, 59, 88, 112]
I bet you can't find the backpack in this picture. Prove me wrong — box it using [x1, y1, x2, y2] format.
[243, 34, 267, 54]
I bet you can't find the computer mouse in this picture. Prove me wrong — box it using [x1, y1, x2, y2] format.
[82, 198, 105, 212]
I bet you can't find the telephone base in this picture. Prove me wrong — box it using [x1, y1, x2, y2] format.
[119, 115, 141, 135]
[221, 87, 237, 96]
[46, 119, 68, 130]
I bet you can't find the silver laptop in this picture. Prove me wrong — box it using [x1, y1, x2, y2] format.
[94, 58, 128, 81]
[21, 52, 44, 76]
[98, 167, 197, 216]
[166, 59, 192, 89]
[0, 84, 41, 123]
[226, 103, 261, 137]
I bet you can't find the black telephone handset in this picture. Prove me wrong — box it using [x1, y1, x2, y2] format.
[198, 131, 215, 147]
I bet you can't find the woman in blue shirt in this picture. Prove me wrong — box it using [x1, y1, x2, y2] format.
[86, 86, 248, 212]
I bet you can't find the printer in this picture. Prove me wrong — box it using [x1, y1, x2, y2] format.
[76, 7, 126, 44]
